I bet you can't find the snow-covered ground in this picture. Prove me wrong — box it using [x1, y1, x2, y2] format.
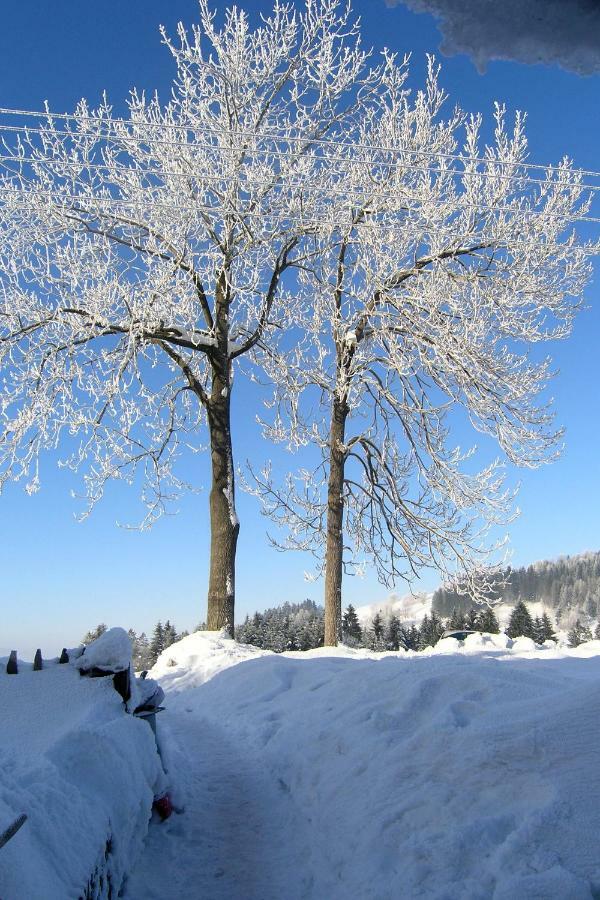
[0, 639, 165, 900]
[125, 630, 600, 899]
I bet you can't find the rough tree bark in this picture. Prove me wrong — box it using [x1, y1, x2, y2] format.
[206, 383, 238, 634]
[205, 270, 239, 635]
[324, 394, 349, 645]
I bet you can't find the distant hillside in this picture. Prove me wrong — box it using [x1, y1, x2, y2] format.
[432, 551, 600, 626]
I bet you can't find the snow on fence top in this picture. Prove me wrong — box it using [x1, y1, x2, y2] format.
[0, 629, 166, 900]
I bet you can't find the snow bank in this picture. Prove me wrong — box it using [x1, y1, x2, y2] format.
[74, 626, 132, 672]
[149, 628, 273, 694]
[0, 660, 165, 900]
[129, 632, 600, 899]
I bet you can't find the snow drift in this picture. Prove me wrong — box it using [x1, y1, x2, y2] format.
[0, 643, 165, 900]
[127, 630, 600, 899]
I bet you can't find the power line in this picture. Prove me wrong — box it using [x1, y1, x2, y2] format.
[0, 183, 599, 226]
[1, 116, 599, 189]
[2, 105, 600, 182]
[1, 150, 600, 199]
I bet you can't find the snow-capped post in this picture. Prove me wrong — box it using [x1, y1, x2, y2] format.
[0, 0, 375, 635]
[250, 60, 594, 644]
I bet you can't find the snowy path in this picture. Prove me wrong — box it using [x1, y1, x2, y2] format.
[125, 633, 600, 899]
[125, 708, 312, 900]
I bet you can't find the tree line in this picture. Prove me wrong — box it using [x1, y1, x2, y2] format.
[82, 595, 598, 666]
[433, 550, 600, 624]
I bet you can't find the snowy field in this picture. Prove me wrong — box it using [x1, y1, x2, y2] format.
[125, 631, 600, 899]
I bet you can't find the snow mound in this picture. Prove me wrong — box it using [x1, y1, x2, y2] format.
[0, 663, 164, 900]
[510, 635, 538, 652]
[462, 631, 512, 651]
[127, 635, 600, 899]
[75, 626, 132, 672]
[149, 629, 273, 694]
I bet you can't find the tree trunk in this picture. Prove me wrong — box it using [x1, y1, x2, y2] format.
[324, 395, 348, 645]
[206, 371, 239, 636]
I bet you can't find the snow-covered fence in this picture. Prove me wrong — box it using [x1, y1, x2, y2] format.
[5, 646, 72, 674]
[0, 628, 168, 900]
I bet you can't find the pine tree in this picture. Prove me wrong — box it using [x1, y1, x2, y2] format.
[150, 621, 165, 663]
[342, 604, 362, 645]
[478, 606, 500, 634]
[506, 600, 535, 639]
[447, 607, 466, 631]
[595, 622, 600, 641]
[532, 616, 544, 644]
[386, 615, 403, 651]
[568, 619, 593, 648]
[163, 620, 178, 648]
[465, 608, 480, 631]
[539, 612, 556, 642]
[81, 623, 107, 645]
[418, 614, 432, 650]
[429, 611, 445, 646]
[369, 612, 386, 650]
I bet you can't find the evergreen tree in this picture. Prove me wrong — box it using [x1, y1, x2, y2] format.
[131, 631, 153, 671]
[478, 606, 500, 634]
[342, 604, 362, 645]
[81, 623, 107, 645]
[150, 621, 166, 663]
[386, 615, 404, 651]
[447, 607, 466, 631]
[163, 620, 178, 648]
[568, 619, 593, 648]
[369, 612, 386, 650]
[595, 622, 600, 641]
[532, 616, 544, 644]
[539, 612, 556, 642]
[418, 614, 432, 649]
[406, 625, 420, 651]
[464, 608, 480, 631]
[506, 600, 535, 639]
[429, 611, 445, 645]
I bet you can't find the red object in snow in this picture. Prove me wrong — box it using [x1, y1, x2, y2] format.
[153, 793, 173, 820]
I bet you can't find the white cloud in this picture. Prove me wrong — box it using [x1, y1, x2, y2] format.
[384, 0, 600, 75]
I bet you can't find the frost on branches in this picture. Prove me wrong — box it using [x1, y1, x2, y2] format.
[0, 0, 593, 644]
[0, 0, 375, 633]
[248, 59, 593, 643]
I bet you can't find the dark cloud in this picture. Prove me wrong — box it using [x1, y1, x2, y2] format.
[384, 0, 600, 75]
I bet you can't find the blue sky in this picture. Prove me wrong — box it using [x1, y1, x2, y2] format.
[1, 1, 599, 658]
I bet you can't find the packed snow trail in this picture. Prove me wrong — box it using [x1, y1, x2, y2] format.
[126, 632, 600, 899]
[125, 707, 313, 900]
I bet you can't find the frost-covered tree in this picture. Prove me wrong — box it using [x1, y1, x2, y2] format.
[568, 619, 592, 648]
[150, 621, 166, 662]
[447, 607, 467, 631]
[0, 0, 376, 634]
[368, 611, 386, 650]
[342, 603, 362, 645]
[506, 600, 534, 639]
[478, 606, 500, 634]
[249, 57, 592, 643]
[81, 623, 107, 645]
[386, 614, 404, 650]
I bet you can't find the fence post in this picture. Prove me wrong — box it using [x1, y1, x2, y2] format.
[33, 649, 43, 671]
[6, 651, 17, 675]
[59, 648, 69, 664]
